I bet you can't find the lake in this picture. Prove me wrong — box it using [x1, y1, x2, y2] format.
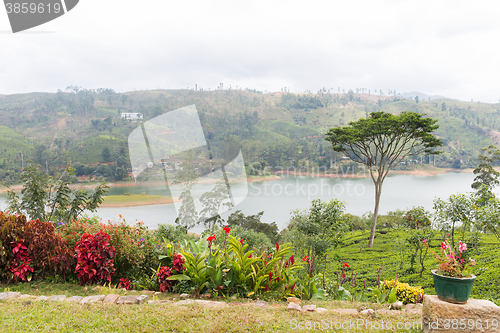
[0, 172, 491, 233]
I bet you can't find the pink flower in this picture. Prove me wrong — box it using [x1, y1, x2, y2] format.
[470, 258, 476, 265]
[422, 239, 427, 243]
[441, 242, 449, 250]
[459, 241, 467, 253]
[461, 259, 465, 263]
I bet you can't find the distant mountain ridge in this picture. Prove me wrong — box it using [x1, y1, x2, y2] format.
[400, 91, 447, 101]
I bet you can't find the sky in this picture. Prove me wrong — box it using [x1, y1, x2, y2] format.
[1, 0, 499, 103]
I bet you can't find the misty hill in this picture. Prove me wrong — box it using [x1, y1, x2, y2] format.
[0, 88, 499, 185]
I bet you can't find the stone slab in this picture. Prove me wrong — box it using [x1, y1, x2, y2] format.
[49, 295, 66, 302]
[64, 296, 83, 302]
[103, 294, 120, 304]
[0, 292, 21, 300]
[80, 295, 105, 304]
[423, 295, 500, 333]
[35, 296, 49, 302]
[116, 295, 148, 305]
[287, 302, 301, 311]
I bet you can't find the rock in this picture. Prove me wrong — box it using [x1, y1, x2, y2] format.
[103, 294, 120, 304]
[406, 303, 423, 310]
[141, 290, 155, 294]
[19, 294, 31, 299]
[316, 308, 329, 313]
[80, 295, 105, 304]
[137, 295, 148, 304]
[194, 300, 228, 308]
[331, 308, 359, 315]
[254, 300, 269, 308]
[390, 301, 403, 310]
[423, 295, 500, 333]
[176, 299, 194, 305]
[302, 304, 317, 312]
[200, 293, 212, 299]
[49, 295, 66, 302]
[360, 309, 375, 316]
[377, 309, 401, 317]
[179, 293, 190, 299]
[116, 295, 148, 305]
[91, 286, 100, 291]
[230, 295, 238, 300]
[154, 292, 161, 296]
[287, 297, 301, 305]
[35, 296, 49, 302]
[0, 292, 21, 300]
[64, 296, 83, 302]
[147, 300, 161, 304]
[287, 302, 302, 311]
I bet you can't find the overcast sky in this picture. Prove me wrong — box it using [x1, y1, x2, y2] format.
[1, 0, 499, 102]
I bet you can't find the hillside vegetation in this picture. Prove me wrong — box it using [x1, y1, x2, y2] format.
[1, 87, 499, 184]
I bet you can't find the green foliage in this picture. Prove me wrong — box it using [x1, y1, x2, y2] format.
[433, 193, 475, 246]
[476, 198, 500, 242]
[471, 145, 500, 206]
[227, 210, 279, 243]
[404, 206, 431, 229]
[155, 224, 197, 245]
[405, 229, 434, 277]
[7, 161, 109, 223]
[289, 198, 347, 257]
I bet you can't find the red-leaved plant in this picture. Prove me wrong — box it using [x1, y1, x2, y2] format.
[117, 277, 132, 290]
[156, 254, 186, 292]
[75, 231, 116, 285]
[9, 240, 34, 282]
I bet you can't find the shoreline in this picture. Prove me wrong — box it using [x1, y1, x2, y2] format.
[0, 168, 475, 195]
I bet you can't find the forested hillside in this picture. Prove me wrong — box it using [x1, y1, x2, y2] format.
[0, 87, 499, 185]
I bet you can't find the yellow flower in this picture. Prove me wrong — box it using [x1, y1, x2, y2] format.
[167, 244, 172, 248]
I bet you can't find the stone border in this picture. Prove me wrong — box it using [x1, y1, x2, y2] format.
[0, 291, 423, 317]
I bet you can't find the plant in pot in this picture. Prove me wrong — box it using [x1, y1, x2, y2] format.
[423, 237, 476, 304]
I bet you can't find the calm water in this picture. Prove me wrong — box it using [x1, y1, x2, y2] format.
[0, 173, 490, 233]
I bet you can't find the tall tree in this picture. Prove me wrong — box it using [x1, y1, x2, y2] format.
[325, 111, 442, 247]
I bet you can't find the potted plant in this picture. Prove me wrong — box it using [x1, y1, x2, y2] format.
[423, 237, 476, 304]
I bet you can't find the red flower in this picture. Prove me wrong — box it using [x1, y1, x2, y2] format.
[223, 225, 231, 233]
[217, 286, 222, 291]
[276, 243, 279, 251]
[240, 239, 244, 245]
[343, 262, 349, 268]
[342, 272, 346, 279]
[269, 271, 273, 280]
[291, 283, 296, 292]
[207, 235, 216, 242]
[302, 255, 308, 262]
[248, 254, 252, 258]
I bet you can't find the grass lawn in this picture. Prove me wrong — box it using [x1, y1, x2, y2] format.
[100, 194, 175, 207]
[0, 282, 423, 333]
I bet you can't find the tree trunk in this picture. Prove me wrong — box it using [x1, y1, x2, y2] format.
[368, 181, 382, 248]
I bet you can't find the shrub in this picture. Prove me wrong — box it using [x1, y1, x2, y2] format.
[60, 216, 161, 282]
[382, 279, 424, 304]
[0, 212, 27, 282]
[75, 231, 116, 285]
[23, 219, 74, 279]
[0, 212, 73, 283]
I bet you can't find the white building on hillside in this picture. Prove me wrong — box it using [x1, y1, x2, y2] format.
[121, 113, 143, 121]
